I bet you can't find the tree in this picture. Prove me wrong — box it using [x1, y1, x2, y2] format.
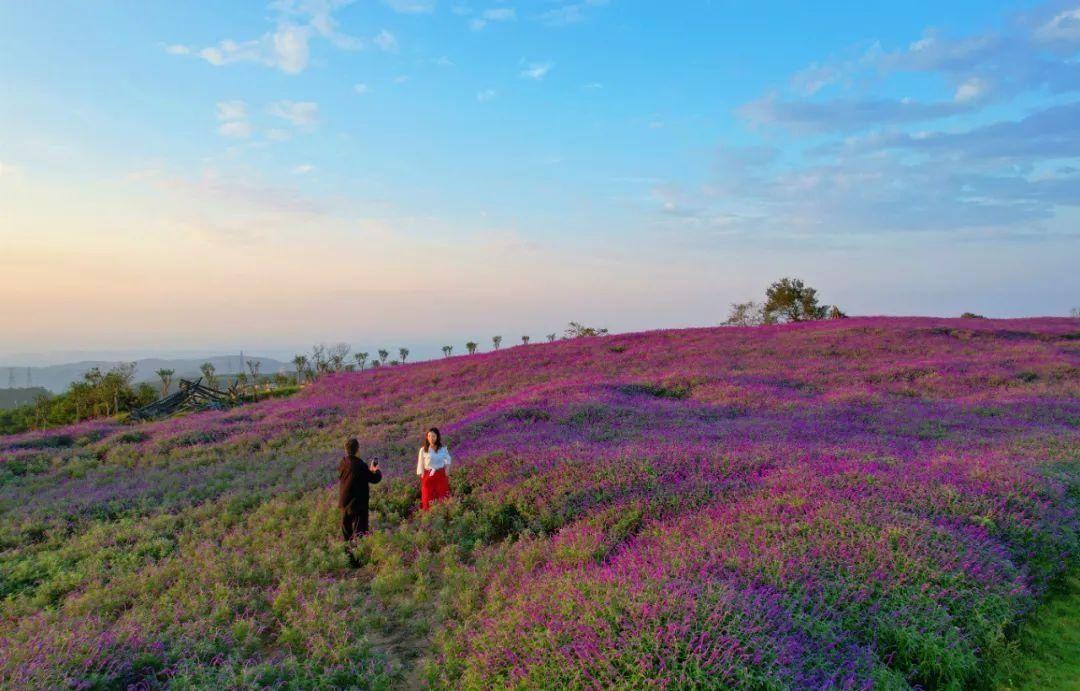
[442, 345, 454, 357]
[521, 335, 530, 345]
[547, 333, 556, 342]
[466, 341, 478, 355]
[960, 312, 986, 319]
[246, 360, 261, 401]
[292, 355, 308, 385]
[492, 335, 503, 350]
[566, 322, 609, 338]
[828, 305, 847, 319]
[354, 352, 369, 371]
[200, 362, 218, 389]
[1071, 307, 1080, 319]
[378, 349, 390, 365]
[399, 347, 410, 363]
[328, 343, 351, 372]
[311, 344, 328, 375]
[155, 368, 175, 398]
[763, 278, 826, 323]
[723, 301, 765, 327]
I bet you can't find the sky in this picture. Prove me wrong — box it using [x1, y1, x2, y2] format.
[2, 0, 1079, 363]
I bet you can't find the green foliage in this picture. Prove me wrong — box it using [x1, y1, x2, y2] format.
[724, 300, 766, 326]
[764, 277, 829, 323]
[566, 321, 609, 338]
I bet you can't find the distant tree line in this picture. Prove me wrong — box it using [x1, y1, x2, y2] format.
[0, 364, 157, 435]
[288, 322, 611, 383]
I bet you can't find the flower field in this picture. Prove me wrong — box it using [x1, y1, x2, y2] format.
[1, 317, 1078, 689]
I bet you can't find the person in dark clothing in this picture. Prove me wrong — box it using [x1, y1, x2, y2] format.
[338, 438, 382, 552]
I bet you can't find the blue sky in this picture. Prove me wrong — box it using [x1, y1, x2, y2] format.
[1, 1, 1078, 361]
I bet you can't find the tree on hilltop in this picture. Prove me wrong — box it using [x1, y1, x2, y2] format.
[566, 322, 608, 338]
[378, 349, 390, 365]
[521, 335, 530, 345]
[547, 333, 556, 342]
[442, 345, 454, 357]
[328, 343, 351, 372]
[492, 336, 502, 350]
[723, 301, 765, 327]
[399, 348, 410, 363]
[466, 341, 478, 355]
[354, 352, 368, 371]
[763, 278, 829, 323]
[292, 355, 308, 385]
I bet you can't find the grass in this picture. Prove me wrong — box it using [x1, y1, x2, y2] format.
[993, 568, 1080, 690]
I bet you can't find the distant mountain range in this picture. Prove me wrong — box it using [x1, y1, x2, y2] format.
[0, 356, 291, 395]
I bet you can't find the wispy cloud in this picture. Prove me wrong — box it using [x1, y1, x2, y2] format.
[660, 4, 1080, 242]
[167, 0, 362, 74]
[353, 82, 369, 94]
[292, 163, 315, 175]
[538, 0, 609, 27]
[269, 100, 319, 128]
[374, 29, 399, 53]
[216, 100, 252, 138]
[476, 88, 497, 101]
[519, 61, 553, 80]
[469, 7, 516, 31]
[382, 0, 436, 13]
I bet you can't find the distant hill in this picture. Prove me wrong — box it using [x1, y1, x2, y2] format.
[0, 387, 49, 410]
[0, 356, 291, 394]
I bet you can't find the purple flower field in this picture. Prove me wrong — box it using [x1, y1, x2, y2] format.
[1, 317, 1078, 688]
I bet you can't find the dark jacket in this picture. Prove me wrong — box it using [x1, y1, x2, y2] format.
[338, 454, 382, 514]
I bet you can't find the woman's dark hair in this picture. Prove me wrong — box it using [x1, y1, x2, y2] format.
[422, 427, 442, 452]
[345, 438, 360, 457]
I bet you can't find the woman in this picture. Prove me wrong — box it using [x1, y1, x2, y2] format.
[417, 427, 451, 510]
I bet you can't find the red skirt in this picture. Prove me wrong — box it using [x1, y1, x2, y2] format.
[420, 468, 450, 510]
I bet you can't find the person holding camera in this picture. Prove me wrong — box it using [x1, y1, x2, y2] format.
[339, 438, 382, 553]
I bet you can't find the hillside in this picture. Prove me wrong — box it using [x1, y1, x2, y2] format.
[1, 317, 1078, 688]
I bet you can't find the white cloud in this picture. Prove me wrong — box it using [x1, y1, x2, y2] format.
[374, 29, 398, 53]
[470, 7, 516, 30]
[216, 100, 248, 122]
[954, 77, 990, 104]
[292, 163, 315, 175]
[219, 121, 254, 138]
[520, 61, 553, 80]
[354, 82, 370, 94]
[477, 88, 497, 101]
[382, 0, 436, 12]
[1034, 7, 1080, 43]
[216, 100, 251, 138]
[539, 1, 609, 27]
[169, 1, 359, 74]
[270, 100, 319, 128]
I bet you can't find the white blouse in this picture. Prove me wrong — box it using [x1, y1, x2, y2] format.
[417, 446, 452, 476]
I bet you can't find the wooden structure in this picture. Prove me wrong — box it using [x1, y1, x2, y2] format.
[129, 378, 235, 421]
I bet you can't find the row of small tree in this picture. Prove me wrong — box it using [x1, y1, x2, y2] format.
[724, 278, 846, 326]
[287, 323, 610, 384]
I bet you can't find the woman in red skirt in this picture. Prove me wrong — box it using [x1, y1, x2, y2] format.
[417, 427, 452, 510]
